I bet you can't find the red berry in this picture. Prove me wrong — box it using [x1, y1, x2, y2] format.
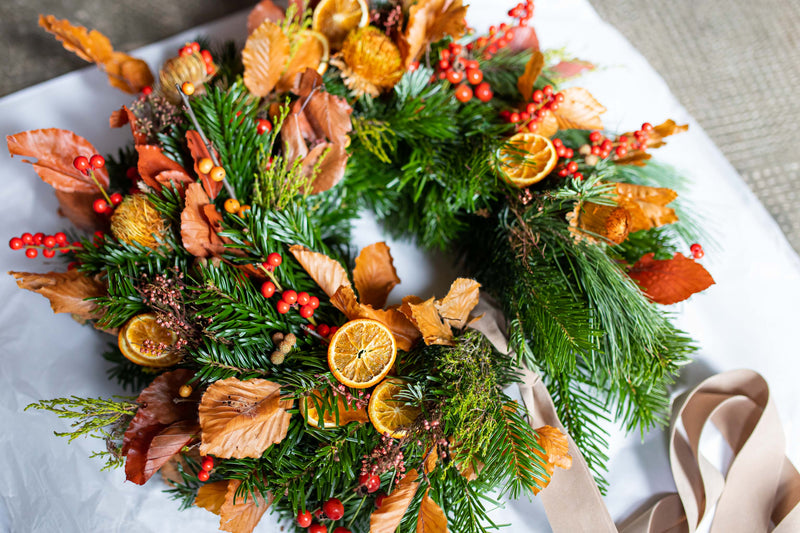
[282, 290, 298, 305]
[532, 90, 544, 103]
[297, 510, 313, 528]
[690, 243, 704, 258]
[615, 146, 628, 157]
[438, 59, 450, 70]
[693, 249, 705, 259]
[201, 457, 214, 471]
[475, 82, 493, 102]
[21, 233, 33, 245]
[601, 140, 613, 151]
[300, 305, 314, 318]
[359, 473, 381, 493]
[179, 46, 192, 57]
[589, 131, 602, 143]
[43, 249, 56, 258]
[558, 168, 570, 177]
[9, 238, 23, 250]
[461, 68, 482, 86]
[25, 248, 37, 259]
[333, 528, 351, 533]
[450, 43, 463, 55]
[509, 112, 520, 123]
[33, 232, 44, 245]
[549, 102, 560, 111]
[308, 525, 327, 533]
[297, 292, 310, 306]
[566, 161, 579, 173]
[109, 193, 123, 206]
[308, 296, 320, 309]
[591, 145, 602, 156]
[375, 493, 387, 508]
[554, 92, 565, 104]
[141, 86, 153, 95]
[90, 154, 105, 169]
[256, 119, 273, 135]
[618, 135, 629, 144]
[642, 122, 654, 131]
[316, 324, 330, 337]
[408, 61, 420, 72]
[552, 138, 563, 148]
[556, 146, 566, 157]
[201, 50, 213, 64]
[564, 148, 574, 158]
[266, 252, 282, 267]
[73, 156, 90, 171]
[454, 84, 473, 103]
[573, 172, 584, 181]
[93, 199, 109, 214]
[277, 300, 291, 314]
[542, 85, 553, 97]
[446, 70, 464, 84]
[487, 45, 498, 54]
[323, 498, 344, 520]
[329, 326, 339, 335]
[197, 469, 210, 482]
[190, 42, 200, 53]
[43, 235, 57, 248]
[260, 281, 276, 298]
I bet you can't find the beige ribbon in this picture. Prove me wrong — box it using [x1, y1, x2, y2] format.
[470, 299, 800, 533]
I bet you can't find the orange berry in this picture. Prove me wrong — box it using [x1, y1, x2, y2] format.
[181, 82, 195, 95]
[209, 166, 226, 182]
[198, 158, 214, 174]
[224, 198, 241, 214]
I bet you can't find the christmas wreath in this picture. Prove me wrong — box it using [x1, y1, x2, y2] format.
[8, 1, 714, 532]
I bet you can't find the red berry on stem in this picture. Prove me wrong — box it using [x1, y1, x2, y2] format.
[475, 82, 493, 102]
[43, 249, 56, 258]
[308, 296, 320, 309]
[573, 172, 584, 181]
[201, 457, 214, 471]
[33, 232, 44, 245]
[21, 233, 33, 245]
[359, 473, 381, 493]
[93, 198, 109, 214]
[564, 148, 574, 158]
[316, 324, 330, 337]
[190, 42, 200, 53]
[532, 90, 544, 103]
[43, 235, 57, 248]
[308, 525, 327, 533]
[256, 119, 273, 135]
[552, 138, 563, 147]
[9, 238, 23, 250]
[197, 470, 209, 482]
[438, 59, 450, 70]
[73, 156, 89, 172]
[297, 292, 310, 306]
[509, 112, 520, 123]
[110, 193, 123, 206]
[690, 243, 704, 258]
[329, 326, 339, 335]
[446, 70, 464, 84]
[300, 305, 314, 319]
[90, 154, 105, 169]
[276, 300, 291, 314]
[543, 85, 553, 97]
[556, 146, 566, 157]
[25, 248, 37, 259]
[141, 86, 153, 95]
[589, 131, 602, 143]
[323, 498, 344, 520]
[615, 146, 628, 157]
[297, 510, 313, 528]
[267, 252, 282, 267]
[260, 281, 276, 298]
[201, 49, 213, 64]
[282, 290, 298, 305]
[454, 84, 473, 103]
[642, 122, 654, 131]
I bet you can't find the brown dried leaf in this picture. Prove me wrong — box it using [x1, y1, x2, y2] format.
[140, 420, 200, 484]
[645, 119, 688, 149]
[370, 469, 419, 533]
[571, 202, 631, 245]
[534, 425, 572, 470]
[615, 183, 678, 233]
[552, 87, 606, 131]
[7, 128, 109, 193]
[435, 278, 480, 330]
[186, 130, 222, 199]
[247, 0, 286, 35]
[123, 412, 165, 485]
[137, 369, 199, 425]
[110, 105, 148, 145]
[537, 111, 559, 138]
[181, 183, 226, 258]
[408, 298, 454, 346]
[9, 269, 106, 320]
[38, 15, 113, 64]
[54, 189, 108, 232]
[353, 242, 401, 309]
[195, 480, 230, 515]
[628, 253, 715, 305]
[161, 447, 201, 486]
[289, 245, 351, 297]
[424, 446, 438, 475]
[278, 34, 325, 93]
[517, 51, 543, 102]
[104, 51, 155, 94]
[331, 286, 421, 351]
[135, 144, 191, 193]
[402, 0, 467, 66]
[550, 59, 595, 81]
[330, 284, 363, 319]
[242, 21, 290, 97]
[417, 489, 448, 533]
[219, 479, 272, 533]
[301, 73, 353, 144]
[199, 377, 293, 459]
[306, 142, 349, 194]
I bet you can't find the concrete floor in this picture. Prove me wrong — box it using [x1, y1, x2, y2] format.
[2, 0, 799, 252]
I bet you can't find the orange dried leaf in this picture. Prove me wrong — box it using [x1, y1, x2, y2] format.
[199, 377, 293, 459]
[537, 111, 559, 138]
[289, 245, 351, 297]
[517, 51, 543, 102]
[552, 87, 605, 131]
[110, 105, 148, 145]
[219, 479, 272, 533]
[628, 253, 715, 305]
[435, 278, 480, 330]
[402, 0, 467, 66]
[54, 189, 108, 232]
[242, 21, 290, 97]
[301, 71, 353, 144]
[195, 480, 230, 515]
[181, 183, 226, 258]
[306, 142, 349, 194]
[571, 202, 632, 245]
[534, 425, 572, 470]
[278, 34, 326, 93]
[9, 269, 106, 320]
[424, 446, 438, 475]
[615, 182, 678, 233]
[186, 130, 222, 199]
[38, 15, 113, 64]
[7, 128, 109, 193]
[140, 420, 199, 484]
[408, 298, 454, 346]
[104, 51, 155, 94]
[370, 469, 419, 533]
[331, 286, 421, 351]
[135, 144, 191, 193]
[417, 489, 448, 533]
[247, 0, 286, 35]
[647, 119, 689, 149]
[353, 242, 401, 309]
[330, 284, 363, 319]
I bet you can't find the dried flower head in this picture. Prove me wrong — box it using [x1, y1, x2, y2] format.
[331, 26, 403, 97]
[110, 194, 168, 248]
[157, 52, 213, 104]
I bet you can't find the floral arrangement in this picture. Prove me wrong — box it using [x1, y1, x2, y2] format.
[7, 1, 714, 532]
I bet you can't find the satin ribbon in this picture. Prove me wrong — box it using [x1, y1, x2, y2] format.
[470, 300, 800, 533]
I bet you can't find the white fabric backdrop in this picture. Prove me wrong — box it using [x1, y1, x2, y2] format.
[1, 0, 799, 531]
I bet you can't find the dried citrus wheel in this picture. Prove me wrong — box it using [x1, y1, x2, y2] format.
[368, 378, 421, 439]
[118, 312, 181, 367]
[496, 132, 558, 187]
[327, 318, 396, 389]
[311, 0, 369, 50]
[300, 389, 369, 428]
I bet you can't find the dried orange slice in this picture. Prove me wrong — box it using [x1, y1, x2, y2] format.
[118, 312, 181, 367]
[300, 389, 370, 428]
[327, 318, 396, 389]
[496, 132, 558, 187]
[368, 378, 421, 439]
[311, 0, 369, 50]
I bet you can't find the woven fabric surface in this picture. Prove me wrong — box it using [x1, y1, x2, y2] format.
[589, 0, 800, 252]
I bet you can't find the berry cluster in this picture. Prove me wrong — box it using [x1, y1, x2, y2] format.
[73, 155, 123, 215]
[586, 122, 654, 160]
[296, 498, 349, 533]
[308, 323, 339, 340]
[8, 231, 79, 259]
[552, 139, 583, 180]
[690, 243, 704, 259]
[500, 85, 566, 134]
[258, 254, 320, 320]
[430, 42, 493, 103]
[507, 0, 535, 26]
[196, 456, 214, 482]
[178, 41, 215, 76]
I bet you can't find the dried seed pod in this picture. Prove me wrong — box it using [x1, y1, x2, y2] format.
[157, 51, 214, 104]
[278, 341, 293, 354]
[270, 351, 285, 365]
[284, 333, 297, 346]
[271, 332, 285, 343]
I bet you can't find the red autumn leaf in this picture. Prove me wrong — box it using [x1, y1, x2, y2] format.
[135, 144, 192, 193]
[7, 128, 109, 193]
[550, 59, 595, 81]
[628, 253, 715, 305]
[219, 479, 273, 533]
[506, 25, 539, 53]
[181, 183, 226, 258]
[9, 269, 106, 321]
[370, 469, 419, 533]
[123, 410, 165, 485]
[109, 105, 148, 145]
[247, 0, 285, 35]
[186, 130, 222, 199]
[353, 242, 401, 309]
[140, 420, 200, 485]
